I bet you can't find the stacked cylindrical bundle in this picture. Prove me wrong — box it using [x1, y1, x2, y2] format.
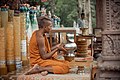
[76, 38, 88, 57]
[0, 11, 1, 28]
[0, 28, 7, 75]
[1, 11, 8, 28]
[13, 16, 22, 70]
[8, 10, 14, 22]
[0, 16, 1, 28]
[6, 22, 16, 72]
[20, 13, 28, 66]
[20, 13, 26, 40]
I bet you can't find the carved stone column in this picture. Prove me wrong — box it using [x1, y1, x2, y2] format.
[96, 0, 104, 28]
[96, 0, 120, 80]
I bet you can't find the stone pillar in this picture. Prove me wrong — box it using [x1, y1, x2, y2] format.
[96, 0, 120, 80]
[96, 0, 104, 28]
[85, 0, 92, 34]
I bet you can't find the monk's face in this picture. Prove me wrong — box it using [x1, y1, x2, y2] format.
[44, 21, 52, 33]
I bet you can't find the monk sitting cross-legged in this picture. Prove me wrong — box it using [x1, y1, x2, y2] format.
[24, 16, 70, 75]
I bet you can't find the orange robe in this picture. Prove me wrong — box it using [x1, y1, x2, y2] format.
[29, 31, 70, 74]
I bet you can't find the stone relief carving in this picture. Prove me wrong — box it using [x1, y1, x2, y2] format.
[102, 56, 120, 60]
[105, 0, 120, 30]
[105, 0, 111, 30]
[98, 60, 120, 70]
[110, 0, 120, 30]
[96, 0, 120, 79]
[103, 35, 120, 56]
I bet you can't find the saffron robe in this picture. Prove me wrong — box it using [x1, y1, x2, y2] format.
[29, 31, 70, 74]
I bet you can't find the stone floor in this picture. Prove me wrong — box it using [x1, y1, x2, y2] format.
[0, 64, 92, 80]
[0, 57, 97, 80]
[0, 65, 30, 80]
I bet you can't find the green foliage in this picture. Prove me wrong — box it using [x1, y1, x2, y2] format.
[91, 0, 96, 28]
[55, 0, 78, 27]
[54, 0, 96, 27]
[29, 0, 96, 28]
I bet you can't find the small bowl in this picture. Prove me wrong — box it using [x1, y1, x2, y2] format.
[64, 56, 74, 62]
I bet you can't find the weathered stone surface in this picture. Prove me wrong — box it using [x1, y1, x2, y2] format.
[96, 0, 120, 79]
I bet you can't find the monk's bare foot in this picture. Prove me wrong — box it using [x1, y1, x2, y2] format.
[24, 64, 42, 75]
[40, 71, 48, 76]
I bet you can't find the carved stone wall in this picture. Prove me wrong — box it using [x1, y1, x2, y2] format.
[102, 35, 120, 56]
[96, 0, 104, 28]
[96, 0, 120, 80]
[103, 0, 120, 30]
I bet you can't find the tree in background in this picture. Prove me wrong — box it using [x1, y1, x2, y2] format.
[48, 0, 55, 16]
[91, 0, 96, 28]
[54, 0, 96, 28]
[27, 0, 96, 27]
[0, 0, 96, 27]
[54, 0, 78, 27]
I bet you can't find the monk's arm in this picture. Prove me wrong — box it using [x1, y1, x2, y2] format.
[51, 43, 61, 50]
[37, 37, 58, 59]
[52, 43, 67, 53]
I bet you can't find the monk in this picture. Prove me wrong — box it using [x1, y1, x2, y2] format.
[25, 16, 70, 75]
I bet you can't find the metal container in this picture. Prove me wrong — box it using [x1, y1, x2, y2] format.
[64, 43, 77, 61]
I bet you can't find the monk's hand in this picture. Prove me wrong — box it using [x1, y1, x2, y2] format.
[56, 43, 63, 49]
[58, 46, 67, 52]
[56, 43, 61, 48]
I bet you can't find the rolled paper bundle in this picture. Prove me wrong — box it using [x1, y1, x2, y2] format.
[26, 36, 30, 60]
[20, 13, 26, 40]
[1, 11, 8, 28]
[8, 10, 14, 22]
[13, 16, 22, 69]
[21, 40, 28, 66]
[0, 11, 1, 28]
[20, 13, 28, 66]
[0, 16, 1, 28]
[0, 28, 7, 75]
[6, 22, 16, 72]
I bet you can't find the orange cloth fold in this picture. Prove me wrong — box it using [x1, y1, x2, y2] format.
[29, 31, 69, 74]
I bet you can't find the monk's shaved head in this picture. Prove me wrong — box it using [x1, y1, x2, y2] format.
[37, 16, 52, 29]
